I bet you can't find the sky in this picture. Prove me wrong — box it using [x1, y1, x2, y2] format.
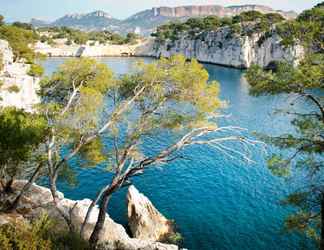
[1, 0, 322, 22]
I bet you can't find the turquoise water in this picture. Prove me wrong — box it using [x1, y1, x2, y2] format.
[41, 57, 311, 250]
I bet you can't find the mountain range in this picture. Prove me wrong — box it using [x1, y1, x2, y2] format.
[30, 5, 298, 36]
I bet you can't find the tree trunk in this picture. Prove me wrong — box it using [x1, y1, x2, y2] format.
[80, 185, 110, 237]
[89, 190, 112, 247]
[49, 173, 59, 204]
[4, 178, 14, 193]
[8, 163, 43, 211]
[321, 193, 324, 250]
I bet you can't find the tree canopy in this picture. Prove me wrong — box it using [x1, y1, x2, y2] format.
[0, 23, 39, 62]
[245, 5, 324, 246]
[0, 107, 47, 192]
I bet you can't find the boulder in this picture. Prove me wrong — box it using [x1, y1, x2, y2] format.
[127, 185, 176, 242]
[6, 181, 179, 250]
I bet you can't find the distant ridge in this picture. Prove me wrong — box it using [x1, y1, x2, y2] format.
[30, 4, 298, 35]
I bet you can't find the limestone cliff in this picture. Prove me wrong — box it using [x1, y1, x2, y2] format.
[152, 27, 304, 69]
[0, 40, 40, 112]
[152, 5, 296, 19]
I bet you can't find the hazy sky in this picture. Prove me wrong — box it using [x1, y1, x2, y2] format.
[1, 0, 322, 22]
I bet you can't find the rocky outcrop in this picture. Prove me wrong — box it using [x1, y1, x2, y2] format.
[152, 27, 304, 68]
[34, 39, 155, 57]
[0, 40, 40, 112]
[1, 180, 179, 250]
[153, 5, 296, 19]
[127, 185, 175, 242]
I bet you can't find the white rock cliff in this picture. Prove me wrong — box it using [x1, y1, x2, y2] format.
[152, 27, 304, 68]
[0, 40, 40, 112]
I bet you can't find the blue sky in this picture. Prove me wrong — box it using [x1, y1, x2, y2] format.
[1, 0, 322, 22]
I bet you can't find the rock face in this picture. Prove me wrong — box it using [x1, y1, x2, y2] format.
[0, 40, 40, 112]
[127, 185, 175, 242]
[153, 5, 296, 19]
[1, 180, 178, 250]
[152, 27, 304, 68]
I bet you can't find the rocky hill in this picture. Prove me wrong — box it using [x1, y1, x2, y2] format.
[150, 5, 296, 19]
[32, 10, 120, 31]
[31, 5, 297, 35]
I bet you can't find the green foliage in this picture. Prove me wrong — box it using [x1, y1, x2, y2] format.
[124, 32, 140, 45]
[28, 63, 44, 77]
[0, 214, 90, 250]
[0, 15, 4, 26]
[0, 24, 38, 62]
[7, 85, 20, 93]
[0, 107, 47, 179]
[152, 10, 285, 42]
[245, 16, 324, 245]
[232, 11, 264, 23]
[0, 52, 4, 72]
[163, 231, 183, 245]
[12, 22, 33, 30]
[40, 26, 138, 45]
[276, 4, 324, 50]
[0, 214, 52, 250]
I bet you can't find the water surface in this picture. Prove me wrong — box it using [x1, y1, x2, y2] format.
[41, 57, 311, 250]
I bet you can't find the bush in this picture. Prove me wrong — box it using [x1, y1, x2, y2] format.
[0, 24, 38, 62]
[7, 85, 20, 93]
[0, 215, 52, 250]
[0, 214, 90, 250]
[0, 52, 4, 72]
[28, 63, 44, 77]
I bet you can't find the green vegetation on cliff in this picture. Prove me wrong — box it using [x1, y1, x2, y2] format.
[151, 11, 285, 43]
[38, 26, 140, 45]
[152, 4, 323, 53]
[0, 17, 39, 63]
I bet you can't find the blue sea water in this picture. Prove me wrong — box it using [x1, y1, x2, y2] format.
[41, 57, 312, 250]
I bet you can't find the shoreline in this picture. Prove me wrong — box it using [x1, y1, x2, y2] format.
[44, 54, 247, 70]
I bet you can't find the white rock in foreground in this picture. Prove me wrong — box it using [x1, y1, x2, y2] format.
[127, 185, 175, 241]
[7, 180, 178, 250]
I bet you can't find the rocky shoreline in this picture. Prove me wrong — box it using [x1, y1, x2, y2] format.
[151, 27, 304, 69]
[0, 180, 181, 250]
[35, 29, 304, 69]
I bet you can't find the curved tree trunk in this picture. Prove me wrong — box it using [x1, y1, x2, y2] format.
[89, 191, 112, 247]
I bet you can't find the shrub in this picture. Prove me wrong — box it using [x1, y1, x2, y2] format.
[28, 63, 44, 77]
[7, 85, 20, 93]
[0, 52, 4, 72]
[0, 214, 90, 250]
[0, 24, 38, 63]
[65, 39, 72, 46]
[0, 215, 52, 250]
